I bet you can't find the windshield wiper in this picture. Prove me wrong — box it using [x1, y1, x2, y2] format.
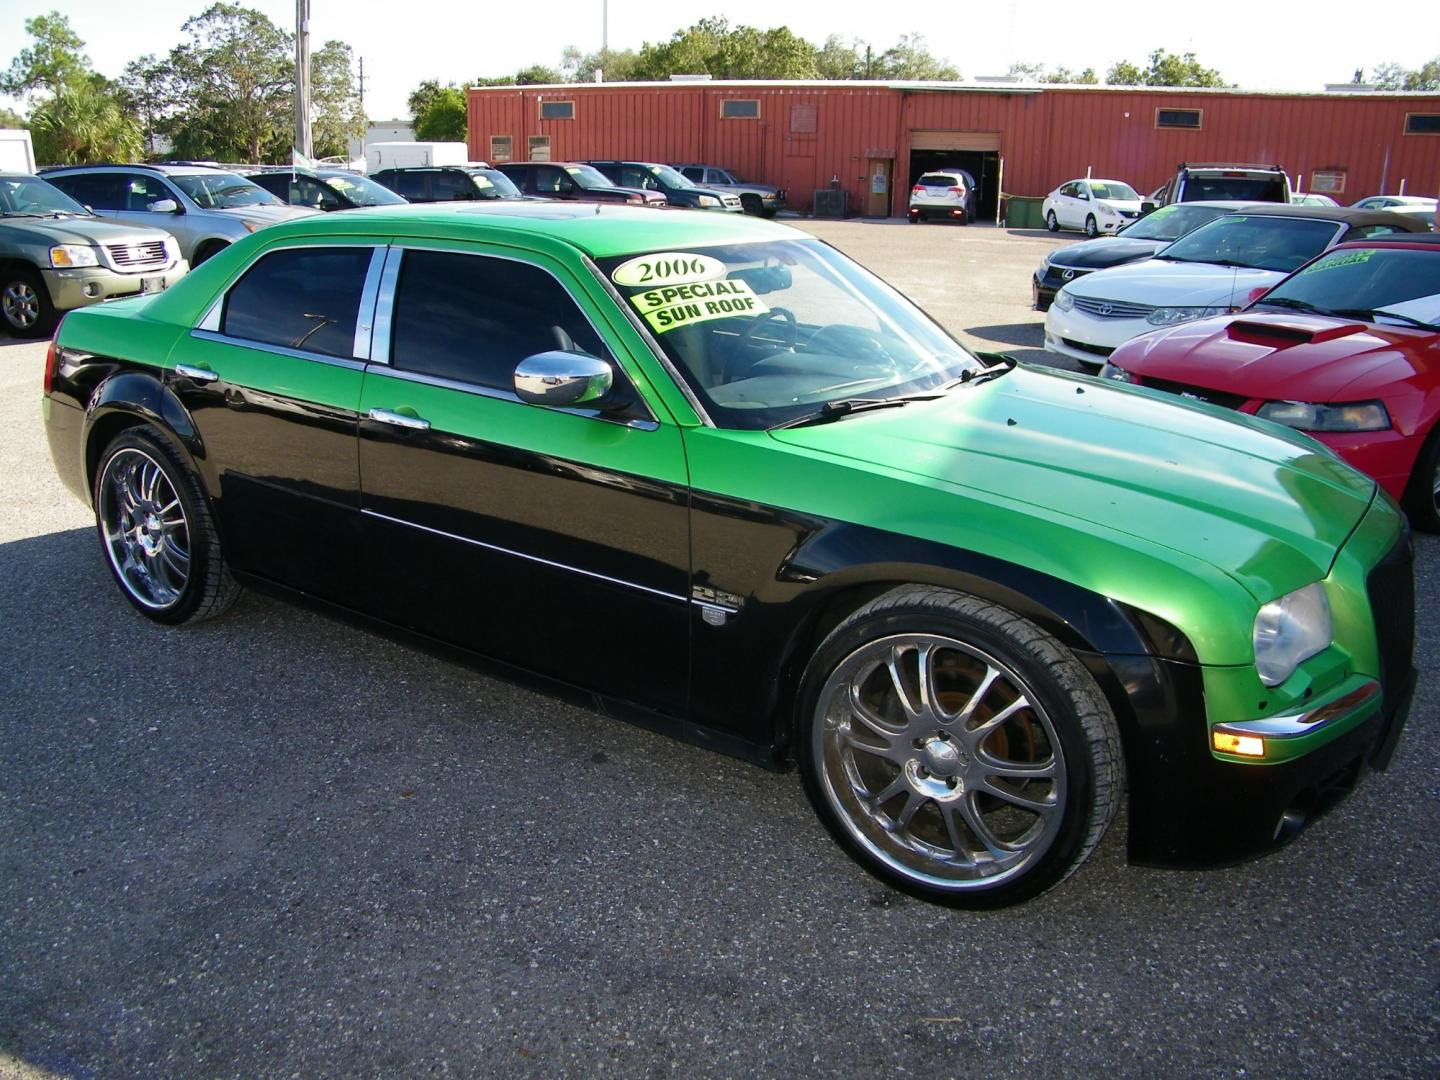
[771, 395, 936, 430]
[1255, 296, 1323, 313]
[1330, 307, 1440, 331]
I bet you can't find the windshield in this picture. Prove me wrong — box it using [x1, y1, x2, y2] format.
[171, 172, 284, 209]
[918, 173, 966, 188]
[0, 175, 90, 216]
[321, 173, 406, 206]
[649, 164, 694, 189]
[464, 169, 522, 199]
[1157, 215, 1341, 273]
[1256, 247, 1440, 325]
[1089, 181, 1139, 201]
[564, 164, 614, 189]
[1122, 204, 1234, 242]
[596, 239, 982, 430]
[1180, 176, 1287, 202]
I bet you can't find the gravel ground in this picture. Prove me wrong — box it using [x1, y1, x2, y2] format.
[0, 222, 1436, 1079]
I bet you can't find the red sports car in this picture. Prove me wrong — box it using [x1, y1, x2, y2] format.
[1100, 236, 1440, 530]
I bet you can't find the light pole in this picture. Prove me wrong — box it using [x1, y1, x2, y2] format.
[295, 0, 312, 158]
[597, 0, 607, 83]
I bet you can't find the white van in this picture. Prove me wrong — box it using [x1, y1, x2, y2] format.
[365, 142, 471, 172]
[0, 129, 37, 173]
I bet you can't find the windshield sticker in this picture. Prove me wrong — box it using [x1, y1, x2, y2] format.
[611, 252, 727, 288]
[629, 279, 769, 333]
[1301, 249, 1376, 274]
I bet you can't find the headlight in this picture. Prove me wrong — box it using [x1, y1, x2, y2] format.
[698, 194, 720, 208]
[1254, 400, 1391, 432]
[242, 221, 261, 233]
[1145, 305, 1229, 327]
[50, 245, 99, 268]
[164, 236, 180, 259]
[1098, 203, 1120, 216]
[1053, 288, 1075, 312]
[1253, 582, 1332, 687]
[1097, 363, 1137, 383]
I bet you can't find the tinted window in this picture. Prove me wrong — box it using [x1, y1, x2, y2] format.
[431, 171, 473, 200]
[1122, 203, 1232, 241]
[1181, 176, 1287, 202]
[49, 173, 122, 209]
[389, 251, 609, 393]
[680, 167, 702, 182]
[1160, 215, 1340, 273]
[222, 247, 373, 359]
[381, 170, 428, 200]
[249, 173, 288, 199]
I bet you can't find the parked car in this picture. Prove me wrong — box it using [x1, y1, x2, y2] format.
[369, 165, 524, 203]
[1099, 235, 1440, 530]
[1379, 205, 1435, 231]
[1291, 192, 1338, 207]
[1351, 195, 1436, 211]
[583, 160, 741, 211]
[1033, 201, 1260, 311]
[0, 172, 186, 336]
[43, 202, 1414, 909]
[672, 164, 786, 216]
[495, 162, 667, 207]
[240, 166, 408, 211]
[1042, 179, 1143, 237]
[908, 170, 978, 224]
[1145, 163, 1291, 210]
[42, 163, 316, 266]
[1045, 206, 1425, 368]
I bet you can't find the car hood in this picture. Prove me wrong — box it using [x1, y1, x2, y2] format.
[1068, 258, 1283, 308]
[214, 204, 319, 224]
[1, 214, 173, 246]
[1116, 312, 1440, 401]
[770, 365, 1374, 603]
[1048, 237, 1167, 270]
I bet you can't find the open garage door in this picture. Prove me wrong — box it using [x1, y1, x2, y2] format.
[909, 130, 1002, 222]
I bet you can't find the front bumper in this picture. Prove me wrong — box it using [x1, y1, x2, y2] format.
[1033, 266, 1096, 310]
[1044, 304, 1151, 366]
[42, 261, 188, 313]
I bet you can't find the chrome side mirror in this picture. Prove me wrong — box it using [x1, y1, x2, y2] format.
[514, 350, 613, 407]
[150, 199, 181, 214]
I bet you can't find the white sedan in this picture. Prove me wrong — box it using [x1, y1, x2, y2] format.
[1042, 179, 1143, 237]
[1044, 206, 1420, 368]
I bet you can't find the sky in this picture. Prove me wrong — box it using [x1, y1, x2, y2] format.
[3, 0, 1438, 122]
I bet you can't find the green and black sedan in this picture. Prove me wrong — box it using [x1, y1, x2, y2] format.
[42, 203, 1415, 908]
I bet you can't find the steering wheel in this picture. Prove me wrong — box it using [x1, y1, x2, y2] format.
[726, 307, 797, 383]
[803, 324, 897, 368]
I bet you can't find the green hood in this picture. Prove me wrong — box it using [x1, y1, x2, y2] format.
[770, 365, 1375, 604]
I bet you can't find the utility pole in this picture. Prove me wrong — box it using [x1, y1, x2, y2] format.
[596, 0, 607, 83]
[294, 0, 312, 158]
[358, 56, 366, 118]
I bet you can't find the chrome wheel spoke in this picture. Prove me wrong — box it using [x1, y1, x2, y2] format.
[960, 695, 1030, 751]
[98, 447, 192, 611]
[977, 754, 1057, 781]
[951, 664, 1002, 727]
[843, 731, 905, 764]
[883, 644, 924, 723]
[847, 682, 903, 741]
[959, 792, 1015, 859]
[867, 772, 909, 809]
[892, 791, 926, 831]
[977, 776, 1056, 817]
[938, 804, 978, 865]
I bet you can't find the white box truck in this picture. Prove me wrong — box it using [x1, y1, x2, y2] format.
[1, 129, 37, 173]
[365, 141, 472, 171]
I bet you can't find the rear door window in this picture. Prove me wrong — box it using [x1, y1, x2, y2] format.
[49, 172, 125, 210]
[430, 171, 473, 201]
[221, 246, 375, 359]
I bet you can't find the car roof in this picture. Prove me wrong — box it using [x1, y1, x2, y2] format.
[206, 201, 792, 260]
[1330, 234, 1440, 250]
[1227, 204, 1428, 229]
[44, 163, 235, 177]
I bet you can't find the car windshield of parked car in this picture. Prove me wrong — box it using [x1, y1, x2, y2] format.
[596, 239, 982, 430]
[0, 175, 91, 217]
[171, 173, 285, 209]
[1089, 181, 1139, 201]
[1156, 215, 1340, 273]
[1121, 204, 1233, 242]
[564, 165, 615, 189]
[467, 169, 522, 199]
[1184, 176, 1288, 202]
[321, 173, 406, 206]
[1255, 247, 1440, 325]
[648, 164, 697, 189]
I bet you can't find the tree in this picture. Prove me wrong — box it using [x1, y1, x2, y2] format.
[118, 53, 168, 157]
[559, 45, 641, 83]
[815, 36, 865, 80]
[1008, 62, 1097, 84]
[0, 106, 26, 128]
[414, 85, 466, 141]
[156, 4, 293, 162]
[872, 34, 959, 81]
[28, 78, 143, 164]
[631, 18, 819, 80]
[1107, 49, 1228, 87]
[514, 65, 563, 85]
[1, 11, 89, 100]
[311, 40, 365, 159]
[1370, 57, 1440, 91]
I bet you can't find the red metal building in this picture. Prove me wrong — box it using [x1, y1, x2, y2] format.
[467, 81, 1440, 220]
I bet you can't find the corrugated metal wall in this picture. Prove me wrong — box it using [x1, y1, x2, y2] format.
[467, 83, 1440, 215]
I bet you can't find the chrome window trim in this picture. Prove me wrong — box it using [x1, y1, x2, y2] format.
[580, 252, 715, 428]
[352, 246, 388, 360]
[361, 509, 685, 603]
[371, 243, 658, 429]
[186, 329, 368, 371]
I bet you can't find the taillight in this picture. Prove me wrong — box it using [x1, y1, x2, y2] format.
[43, 318, 64, 395]
[911, 186, 924, 195]
[949, 186, 965, 196]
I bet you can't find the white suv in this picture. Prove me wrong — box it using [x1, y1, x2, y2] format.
[908, 170, 977, 224]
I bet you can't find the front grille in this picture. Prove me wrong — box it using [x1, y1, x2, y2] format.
[722, 195, 742, 208]
[1135, 376, 1249, 410]
[106, 240, 168, 270]
[1061, 337, 1114, 358]
[1073, 296, 1156, 319]
[1118, 209, 1140, 219]
[1367, 533, 1415, 714]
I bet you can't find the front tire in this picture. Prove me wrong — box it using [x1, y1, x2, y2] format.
[1046, 210, 1059, 232]
[797, 586, 1121, 908]
[1403, 427, 1440, 532]
[94, 426, 242, 624]
[1, 266, 57, 338]
[1084, 215, 1099, 238]
[740, 193, 763, 216]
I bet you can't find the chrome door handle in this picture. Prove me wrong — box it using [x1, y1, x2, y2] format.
[368, 408, 431, 431]
[175, 363, 218, 384]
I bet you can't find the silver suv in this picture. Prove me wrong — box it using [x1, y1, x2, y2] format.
[672, 164, 785, 217]
[41, 163, 317, 266]
[1, 172, 186, 337]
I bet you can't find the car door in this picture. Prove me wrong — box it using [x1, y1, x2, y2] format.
[169, 239, 381, 605]
[356, 244, 690, 713]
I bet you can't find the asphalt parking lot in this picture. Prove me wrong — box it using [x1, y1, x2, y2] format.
[1, 220, 1436, 1079]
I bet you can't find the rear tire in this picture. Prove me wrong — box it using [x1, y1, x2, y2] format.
[797, 585, 1122, 909]
[1402, 427, 1440, 533]
[1, 266, 57, 338]
[1046, 210, 1059, 232]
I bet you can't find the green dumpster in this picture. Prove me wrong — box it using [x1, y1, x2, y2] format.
[1004, 196, 1044, 230]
